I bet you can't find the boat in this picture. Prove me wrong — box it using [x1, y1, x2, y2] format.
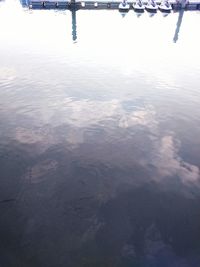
[145, 0, 158, 12]
[159, 0, 172, 12]
[133, 0, 145, 12]
[119, 0, 130, 12]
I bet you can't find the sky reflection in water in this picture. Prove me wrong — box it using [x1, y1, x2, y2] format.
[0, 1, 200, 266]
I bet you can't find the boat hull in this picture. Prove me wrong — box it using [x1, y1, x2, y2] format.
[133, 4, 145, 11]
[119, 3, 130, 11]
[145, 5, 158, 12]
[159, 5, 172, 12]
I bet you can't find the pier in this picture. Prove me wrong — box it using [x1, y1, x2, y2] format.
[26, 0, 200, 10]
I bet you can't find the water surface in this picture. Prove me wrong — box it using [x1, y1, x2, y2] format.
[0, 1, 200, 266]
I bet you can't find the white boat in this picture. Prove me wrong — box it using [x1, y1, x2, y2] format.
[145, 0, 158, 12]
[159, 0, 172, 12]
[119, 0, 130, 12]
[133, 0, 145, 12]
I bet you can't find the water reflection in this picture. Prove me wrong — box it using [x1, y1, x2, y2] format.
[70, 8, 183, 43]
[16, 0, 187, 43]
[173, 10, 184, 43]
[1, 1, 200, 266]
[71, 9, 77, 42]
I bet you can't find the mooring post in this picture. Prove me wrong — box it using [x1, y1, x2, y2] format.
[180, 0, 188, 8]
[70, 0, 76, 8]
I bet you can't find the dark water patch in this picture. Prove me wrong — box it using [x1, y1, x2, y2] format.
[0, 198, 16, 203]
[91, 184, 200, 267]
[0, 135, 200, 266]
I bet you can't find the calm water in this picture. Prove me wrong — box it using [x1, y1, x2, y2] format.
[0, 1, 200, 266]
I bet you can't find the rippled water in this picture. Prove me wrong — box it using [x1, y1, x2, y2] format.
[0, 1, 200, 266]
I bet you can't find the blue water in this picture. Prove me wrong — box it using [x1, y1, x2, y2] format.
[0, 1, 200, 266]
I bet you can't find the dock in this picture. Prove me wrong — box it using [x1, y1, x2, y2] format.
[26, 0, 200, 10]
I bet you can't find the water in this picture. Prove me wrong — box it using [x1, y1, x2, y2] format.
[0, 1, 200, 266]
